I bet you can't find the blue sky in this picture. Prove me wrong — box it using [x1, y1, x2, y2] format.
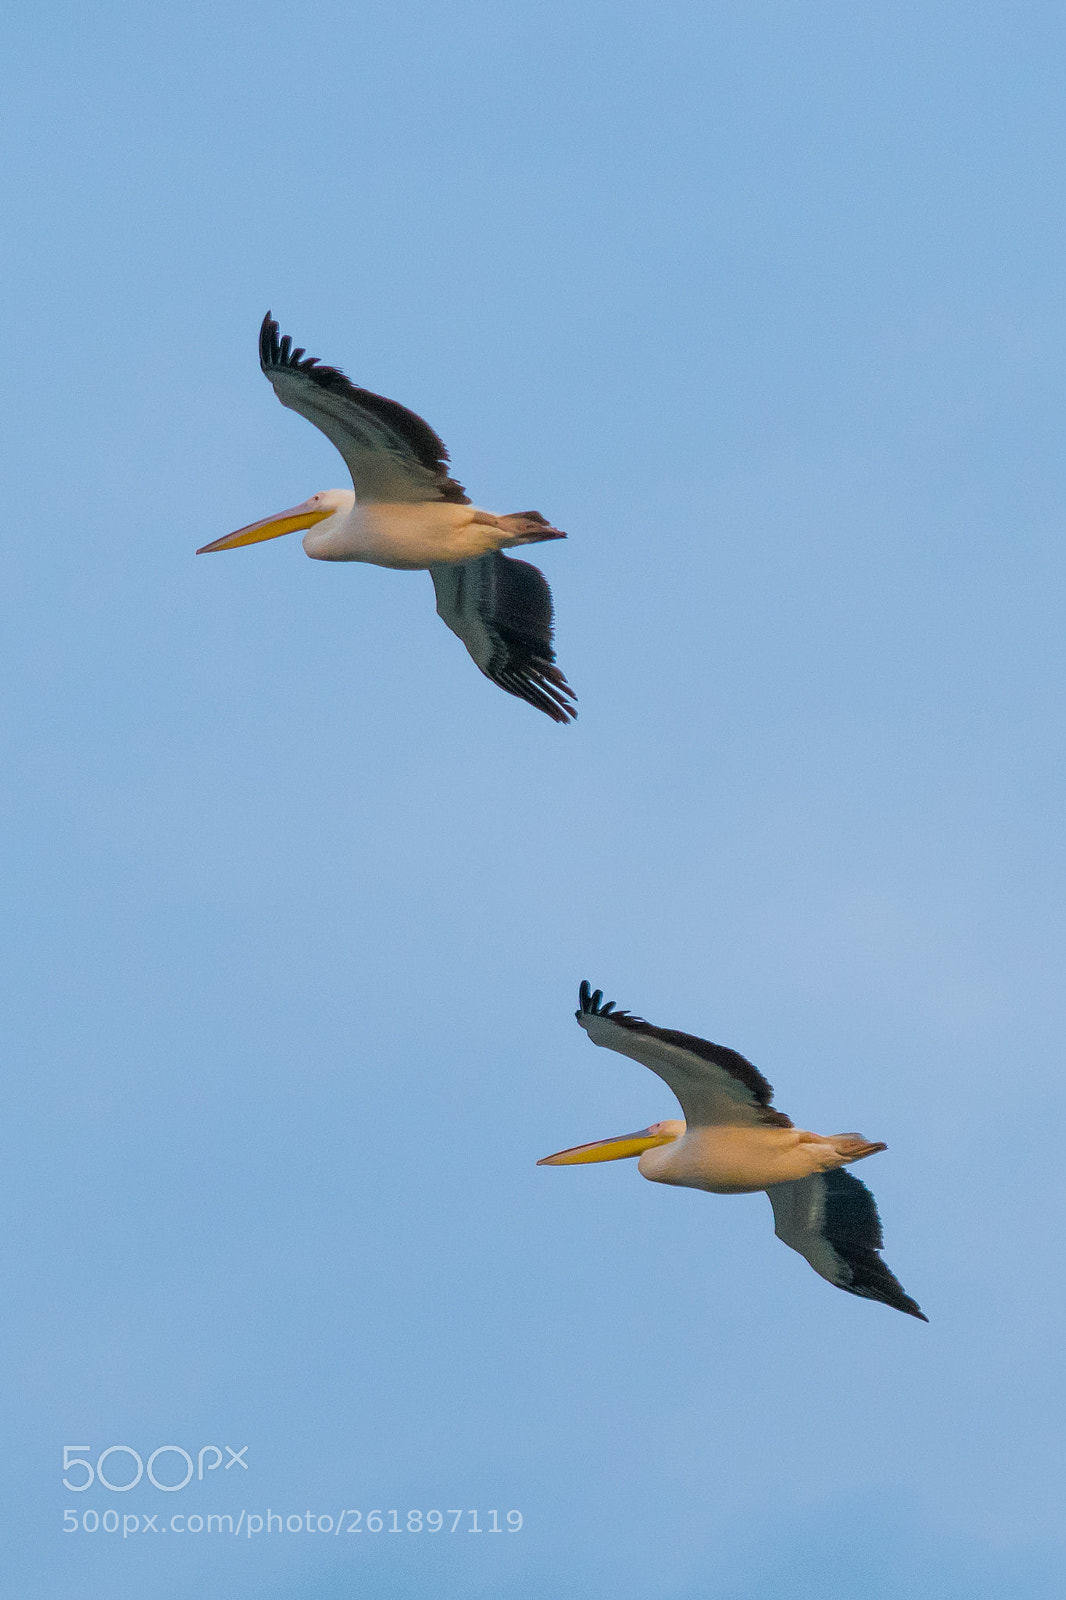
[3, 2, 1065, 1595]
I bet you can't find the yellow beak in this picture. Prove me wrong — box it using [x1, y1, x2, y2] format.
[537, 1125, 678, 1166]
[196, 499, 335, 555]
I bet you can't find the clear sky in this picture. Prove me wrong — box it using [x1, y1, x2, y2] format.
[3, 3, 1065, 1596]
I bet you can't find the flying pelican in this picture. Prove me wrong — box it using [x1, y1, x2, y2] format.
[197, 314, 576, 723]
[539, 982, 927, 1319]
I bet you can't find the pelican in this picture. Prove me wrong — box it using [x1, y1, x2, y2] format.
[197, 314, 576, 723]
[540, 982, 927, 1319]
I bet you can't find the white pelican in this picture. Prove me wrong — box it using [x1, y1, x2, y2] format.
[539, 982, 927, 1319]
[197, 314, 576, 723]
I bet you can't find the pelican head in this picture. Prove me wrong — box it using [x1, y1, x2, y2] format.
[537, 1119, 684, 1177]
[197, 490, 355, 556]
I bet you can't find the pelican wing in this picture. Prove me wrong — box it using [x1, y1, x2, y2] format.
[430, 553, 576, 723]
[259, 312, 469, 506]
[576, 982, 792, 1129]
[768, 1169, 927, 1319]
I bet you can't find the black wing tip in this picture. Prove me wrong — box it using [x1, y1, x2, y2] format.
[259, 309, 342, 388]
[822, 1169, 927, 1320]
[495, 662, 577, 722]
[484, 554, 577, 722]
[850, 1274, 928, 1320]
[868, 1267, 928, 1321]
[576, 982, 622, 1020]
[259, 309, 278, 365]
[577, 980, 603, 1017]
[497, 668, 577, 723]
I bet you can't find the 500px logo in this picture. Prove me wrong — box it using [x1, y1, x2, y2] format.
[62, 1445, 248, 1492]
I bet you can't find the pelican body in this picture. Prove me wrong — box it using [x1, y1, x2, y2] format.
[229, 492, 566, 572]
[197, 314, 576, 723]
[633, 1119, 887, 1195]
[540, 982, 927, 1320]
